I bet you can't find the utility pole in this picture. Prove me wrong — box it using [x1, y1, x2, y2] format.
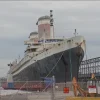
[51, 76, 55, 100]
[0, 85, 1, 100]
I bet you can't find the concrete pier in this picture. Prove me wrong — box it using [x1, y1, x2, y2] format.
[1, 94, 27, 100]
[0, 91, 74, 100]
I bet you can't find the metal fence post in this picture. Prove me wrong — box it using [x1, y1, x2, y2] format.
[0, 81, 2, 100]
[51, 76, 55, 100]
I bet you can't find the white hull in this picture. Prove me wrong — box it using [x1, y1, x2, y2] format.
[11, 36, 86, 76]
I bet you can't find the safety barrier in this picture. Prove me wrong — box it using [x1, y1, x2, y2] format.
[66, 97, 100, 100]
[0, 81, 100, 100]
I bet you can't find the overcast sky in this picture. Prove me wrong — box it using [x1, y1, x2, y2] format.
[0, 1, 100, 77]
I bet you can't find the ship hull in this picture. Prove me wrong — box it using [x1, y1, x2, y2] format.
[13, 46, 84, 82]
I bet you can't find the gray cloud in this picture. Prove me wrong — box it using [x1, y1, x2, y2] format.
[0, 1, 100, 77]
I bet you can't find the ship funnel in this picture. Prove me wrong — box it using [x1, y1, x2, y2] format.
[37, 10, 54, 40]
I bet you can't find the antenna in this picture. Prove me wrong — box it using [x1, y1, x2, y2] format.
[18, 55, 20, 62]
[74, 29, 78, 36]
[50, 10, 54, 39]
[50, 10, 53, 26]
[15, 59, 17, 64]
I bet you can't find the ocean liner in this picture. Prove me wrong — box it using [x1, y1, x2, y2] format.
[8, 10, 86, 83]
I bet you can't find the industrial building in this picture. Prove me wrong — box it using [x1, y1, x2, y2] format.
[78, 57, 100, 81]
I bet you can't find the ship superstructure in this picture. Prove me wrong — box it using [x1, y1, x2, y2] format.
[8, 10, 86, 82]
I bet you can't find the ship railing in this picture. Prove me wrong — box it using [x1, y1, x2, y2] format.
[11, 56, 31, 73]
[11, 50, 46, 73]
[11, 39, 66, 73]
[54, 36, 67, 39]
[11, 42, 61, 73]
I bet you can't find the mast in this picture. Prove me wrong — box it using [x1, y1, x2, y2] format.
[74, 29, 78, 37]
[50, 10, 54, 39]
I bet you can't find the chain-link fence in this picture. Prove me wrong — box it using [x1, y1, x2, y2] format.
[0, 80, 100, 100]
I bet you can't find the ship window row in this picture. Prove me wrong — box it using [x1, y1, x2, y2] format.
[35, 49, 51, 57]
[67, 39, 73, 43]
[38, 39, 63, 43]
